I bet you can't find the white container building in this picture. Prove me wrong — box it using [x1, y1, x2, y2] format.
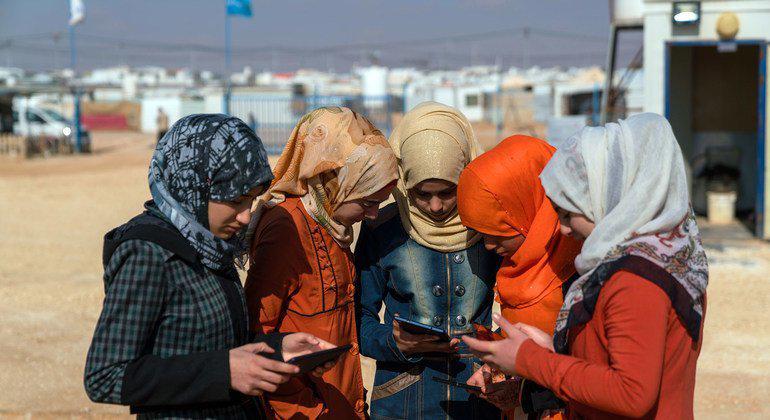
[618, 0, 770, 238]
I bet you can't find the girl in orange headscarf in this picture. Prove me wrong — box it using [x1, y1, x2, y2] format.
[456, 135, 582, 418]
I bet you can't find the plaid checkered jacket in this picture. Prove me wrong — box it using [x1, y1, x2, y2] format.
[85, 214, 260, 419]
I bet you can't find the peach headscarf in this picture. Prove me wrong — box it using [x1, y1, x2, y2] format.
[457, 135, 581, 312]
[249, 107, 398, 248]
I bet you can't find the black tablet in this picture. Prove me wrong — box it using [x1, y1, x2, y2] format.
[286, 344, 352, 374]
[432, 376, 482, 393]
[394, 315, 451, 341]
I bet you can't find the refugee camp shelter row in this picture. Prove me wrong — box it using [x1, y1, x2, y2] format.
[404, 83, 497, 122]
[641, 0, 770, 238]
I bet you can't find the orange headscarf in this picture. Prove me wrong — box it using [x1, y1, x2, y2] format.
[457, 135, 581, 312]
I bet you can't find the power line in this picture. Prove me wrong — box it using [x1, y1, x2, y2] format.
[5, 40, 638, 64]
[0, 26, 609, 55]
[1, 26, 636, 72]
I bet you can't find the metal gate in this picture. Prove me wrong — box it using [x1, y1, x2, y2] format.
[228, 95, 394, 154]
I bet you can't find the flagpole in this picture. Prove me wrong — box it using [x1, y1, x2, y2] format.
[224, 1, 231, 115]
[68, 15, 82, 153]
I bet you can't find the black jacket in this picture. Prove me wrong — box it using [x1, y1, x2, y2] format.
[85, 211, 285, 419]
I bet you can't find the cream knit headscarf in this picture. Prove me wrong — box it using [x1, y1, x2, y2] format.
[540, 113, 708, 351]
[389, 101, 483, 252]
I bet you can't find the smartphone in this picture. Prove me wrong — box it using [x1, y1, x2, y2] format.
[286, 344, 352, 374]
[432, 376, 482, 393]
[472, 322, 505, 341]
[394, 315, 451, 341]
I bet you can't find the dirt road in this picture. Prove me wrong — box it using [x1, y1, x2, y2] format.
[0, 132, 767, 418]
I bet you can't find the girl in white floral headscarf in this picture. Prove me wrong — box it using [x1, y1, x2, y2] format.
[463, 113, 708, 419]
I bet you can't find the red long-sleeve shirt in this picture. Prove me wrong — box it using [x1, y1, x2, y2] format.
[516, 271, 704, 419]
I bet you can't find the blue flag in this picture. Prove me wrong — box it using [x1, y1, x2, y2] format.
[226, 0, 252, 17]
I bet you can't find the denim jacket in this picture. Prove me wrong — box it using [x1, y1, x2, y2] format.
[355, 204, 500, 420]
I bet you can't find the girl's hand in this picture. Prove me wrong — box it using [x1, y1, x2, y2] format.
[462, 313, 529, 375]
[281, 333, 340, 377]
[467, 364, 522, 410]
[229, 343, 299, 396]
[514, 323, 555, 352]
[392, 320, 460, 355]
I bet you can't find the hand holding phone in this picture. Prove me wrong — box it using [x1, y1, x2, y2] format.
[392, 317, 459, 356]
[433, 376, 482, 393]
[286, 344, 352, 374]
[466, 364, 522, 411]
[393, 316, 450, 341]
[281, 333, 340, 377]
[472, 322, 505, 341]
[229, 342, 300, 396]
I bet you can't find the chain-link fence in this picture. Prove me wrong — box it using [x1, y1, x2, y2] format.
[227, 94, 395, 154]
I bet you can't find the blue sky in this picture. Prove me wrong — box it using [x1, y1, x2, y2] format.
[0, 0, 641, 72]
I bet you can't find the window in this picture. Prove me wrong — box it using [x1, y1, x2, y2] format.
[26, 111, 45, 124]
[465, 94, 479, 107]
[40, 108, 69, 123]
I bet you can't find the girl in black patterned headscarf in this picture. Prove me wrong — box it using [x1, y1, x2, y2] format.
[86, 114, 339, 419]
[148, 113, 274, 269]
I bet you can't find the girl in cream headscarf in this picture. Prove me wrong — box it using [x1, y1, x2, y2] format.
[356, 102, 500, 419]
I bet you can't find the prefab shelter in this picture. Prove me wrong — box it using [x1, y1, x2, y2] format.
[631, 0, 770, 238]
[140, 96, 205, 133]
[404, 84, 488, 122]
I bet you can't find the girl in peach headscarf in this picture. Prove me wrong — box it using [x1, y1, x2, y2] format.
[456, 135, 582, 418]
[245, 107, 398, 419]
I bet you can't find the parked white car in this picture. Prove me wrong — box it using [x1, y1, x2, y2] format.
[12, 105, 91, 152]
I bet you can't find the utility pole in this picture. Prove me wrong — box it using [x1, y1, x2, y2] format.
[224, 1, 232, 115]
[69, 21, 82, 153]
[522, 27, 531, 69]
[600, 24, 617, 125]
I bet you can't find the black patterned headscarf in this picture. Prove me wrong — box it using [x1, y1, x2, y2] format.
[148, 114, 273, 270]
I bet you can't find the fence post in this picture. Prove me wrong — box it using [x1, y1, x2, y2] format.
[385, 94, 392, 135]
[21, 135, 28, 158]
[402, 83, 408, 115]
[592, 83, 600, 126]
[496, 80, 503, 141]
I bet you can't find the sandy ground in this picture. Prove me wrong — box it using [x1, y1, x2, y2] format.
[1, 131, 768, 419]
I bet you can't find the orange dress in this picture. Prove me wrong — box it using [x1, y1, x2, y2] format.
[516, 271, 704, 419]
[245, 197, 365, 419]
